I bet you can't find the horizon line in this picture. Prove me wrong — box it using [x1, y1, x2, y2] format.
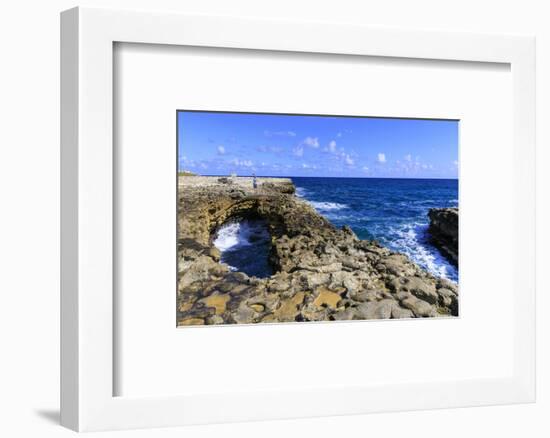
[178, 172, 458, 181]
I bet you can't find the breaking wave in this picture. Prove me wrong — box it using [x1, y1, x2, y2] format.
[309, 201, 348, 211]
[295, 186, 309, 198]
[213, 219, 273, 278]
[388, 223, 458, 282]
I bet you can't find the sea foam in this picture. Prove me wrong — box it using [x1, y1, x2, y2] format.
[309, 201, 348, 211]
[295, 186, 309, 198]
[390, 223, 458, 282]
[213, 221, 269, 252]
[213, 220, 272, 276]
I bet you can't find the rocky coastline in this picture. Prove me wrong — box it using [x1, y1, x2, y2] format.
[428, 208, 459, 266]
[178, 176, 459, 326]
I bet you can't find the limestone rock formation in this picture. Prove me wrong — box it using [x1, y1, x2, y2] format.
[177, 176, 459, 326]
[428, 208, 458, 266]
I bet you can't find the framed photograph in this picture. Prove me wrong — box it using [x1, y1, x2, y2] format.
[176, 110, 459, 326]
[61, 7, 536, 432]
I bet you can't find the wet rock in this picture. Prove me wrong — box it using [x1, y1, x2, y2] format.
[428, 208, 458, 266]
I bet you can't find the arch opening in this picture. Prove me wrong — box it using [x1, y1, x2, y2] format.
[212, 218, 273, 278]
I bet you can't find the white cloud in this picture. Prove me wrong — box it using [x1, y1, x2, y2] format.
[344, 154, 354, 166]
[453, 160, 459, 168]
[230, 158, 253, 167]
[395, 155, 435, 175]
[327, 140, 337, 153]
[336, 132, 342, 138]
[302, 137, 320, 148]
[217, 145, 225, 155]
[362, 166, 369, 173]
[302, 163, 317, 169]
[293, 145, 304, 157]
[377, 153, 386, 163]
[264, 130, 296, 137]
[257, 145, 283, 153]
[179, 155, 197, 168]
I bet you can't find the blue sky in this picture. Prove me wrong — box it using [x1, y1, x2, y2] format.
[177, 111, 458, 178]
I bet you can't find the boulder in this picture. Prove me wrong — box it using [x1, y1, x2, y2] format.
[401, 296, 437, 317]
[428, 208, 458, 266]
[355, 299, 396, 319]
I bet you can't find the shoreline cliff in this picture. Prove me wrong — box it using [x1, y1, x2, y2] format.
[178, 176, 458, 326]
[428, 208, 459, 266]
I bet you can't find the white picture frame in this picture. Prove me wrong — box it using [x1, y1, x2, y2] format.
[60, 6, 536, 432]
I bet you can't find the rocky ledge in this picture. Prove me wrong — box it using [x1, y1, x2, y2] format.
[428, 208, 459, 266]
[178, 176, 459, 326]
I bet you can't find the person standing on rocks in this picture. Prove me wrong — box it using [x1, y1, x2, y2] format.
[252, 173, 257, 190]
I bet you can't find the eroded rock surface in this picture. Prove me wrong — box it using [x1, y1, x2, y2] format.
[178, 176, 459, 326]
[428, 208, 459, 266]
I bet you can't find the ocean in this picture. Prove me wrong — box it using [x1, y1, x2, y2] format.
[293, 177, 458, 282]
[213, 177, 458, 283]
